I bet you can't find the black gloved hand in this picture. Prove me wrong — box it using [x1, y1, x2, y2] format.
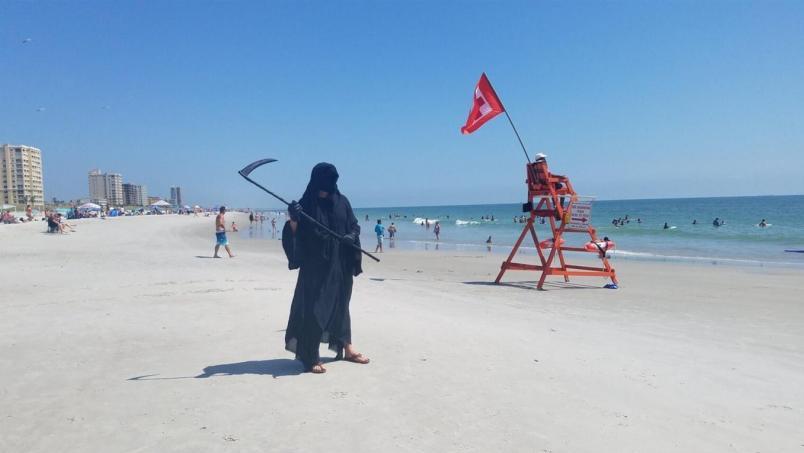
[340, 232, 357, 245]
[288, 201, 302, 222]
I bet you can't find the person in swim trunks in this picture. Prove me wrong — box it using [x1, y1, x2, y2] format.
[214, 206, 235, 258]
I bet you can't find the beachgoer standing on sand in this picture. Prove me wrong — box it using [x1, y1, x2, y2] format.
[374, 219, 385, 253]
[25, 205, 33, 222]
[249, 212, 254, 225]
[271, 217, 277, 236]
[214, 206, 234, 258]
[282, 162, 368, 374]
[434, 221, 440, 241]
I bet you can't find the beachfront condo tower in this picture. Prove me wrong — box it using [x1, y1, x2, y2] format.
[1, 144, 45, 210]
[170, 186, 183, 207]
[122, 183, 148, 206]
[88, 169, 124, 206]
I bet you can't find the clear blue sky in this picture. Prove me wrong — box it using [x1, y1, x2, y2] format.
[2, 1, 803, 207]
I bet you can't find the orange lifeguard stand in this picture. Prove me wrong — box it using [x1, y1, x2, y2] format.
[495, 157, 618, 289]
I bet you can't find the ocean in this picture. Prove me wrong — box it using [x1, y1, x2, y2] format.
[245, 195, 804, 267]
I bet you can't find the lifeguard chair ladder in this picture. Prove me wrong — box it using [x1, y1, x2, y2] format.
[494, 158, 618, 289]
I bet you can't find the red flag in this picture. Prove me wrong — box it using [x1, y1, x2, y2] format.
[460, 73, 506, 134]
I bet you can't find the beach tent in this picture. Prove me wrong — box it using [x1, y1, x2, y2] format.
[78, 202, 101, 211]
[149, 200, 171, 207]
[1, 204, 16, 210]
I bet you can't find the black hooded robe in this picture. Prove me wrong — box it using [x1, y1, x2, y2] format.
[281, 163, 362, 370]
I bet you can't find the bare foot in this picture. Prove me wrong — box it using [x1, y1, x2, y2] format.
[310, 363, 326, 374]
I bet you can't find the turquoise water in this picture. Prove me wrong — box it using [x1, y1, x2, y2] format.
[246, 196, 804, 267]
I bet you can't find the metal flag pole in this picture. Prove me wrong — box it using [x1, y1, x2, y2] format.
[503, 110, 531, 164]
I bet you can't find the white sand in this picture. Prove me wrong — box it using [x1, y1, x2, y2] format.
[1, 214, 803, 452]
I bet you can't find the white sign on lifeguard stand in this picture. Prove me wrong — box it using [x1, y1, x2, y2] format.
[568, 197, 594, 230]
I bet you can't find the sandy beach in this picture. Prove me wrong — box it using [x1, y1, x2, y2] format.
[1, 214, 803, 452]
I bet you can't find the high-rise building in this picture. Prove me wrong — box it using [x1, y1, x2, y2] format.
[1, 144, 45, 209]
[122, 183, 148, 206]
[170, 186, 183, 207]
[88, 169, 106, 202]
[106, 173, 123, 206]
[88, 169, 124, 206]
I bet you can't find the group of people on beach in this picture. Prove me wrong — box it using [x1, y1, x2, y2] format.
[1, 205, 36, 224]
[1, 209, 20, 224]
[47, 211, 76, 233]
[247, 210, 279, 236]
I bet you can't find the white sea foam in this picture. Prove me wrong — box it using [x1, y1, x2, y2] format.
[412, 217, 439, 224]
[455, 219, 480, 225]
[609, 249, 801, 267]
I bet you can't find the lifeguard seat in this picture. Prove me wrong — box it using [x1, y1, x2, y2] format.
[495, 156, 618, 290]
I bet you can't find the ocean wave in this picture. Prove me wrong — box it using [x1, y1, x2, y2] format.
[412, 217, 439, 224]
[455, 219, 480, 225]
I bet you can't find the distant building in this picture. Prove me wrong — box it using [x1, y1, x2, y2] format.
[88, 170, 106, 202]
[122, 183, 148, 206]
[170, 186, 183, 207]
[1, 144, 45, 209]
[88, 169, 123, 206]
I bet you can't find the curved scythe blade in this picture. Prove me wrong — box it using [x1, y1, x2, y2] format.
[238, 158, 277, 178]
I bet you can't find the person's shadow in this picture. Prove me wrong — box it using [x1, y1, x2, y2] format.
[195, 359, 304, 378]
[128, 358, 306, 381]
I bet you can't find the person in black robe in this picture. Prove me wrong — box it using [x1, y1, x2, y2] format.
[281, 163, 370, 374]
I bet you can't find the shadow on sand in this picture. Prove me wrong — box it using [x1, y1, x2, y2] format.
[196, 359, 305, 378]
[128, 358, 314, 381]
[463, 280, 604, 291]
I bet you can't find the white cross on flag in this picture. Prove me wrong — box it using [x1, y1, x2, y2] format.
[460, 73, 506, 134]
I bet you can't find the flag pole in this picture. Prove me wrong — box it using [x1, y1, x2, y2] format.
[503, 110, 531, 164]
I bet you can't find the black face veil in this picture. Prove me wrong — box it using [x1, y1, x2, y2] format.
[304, 162, 339, 197]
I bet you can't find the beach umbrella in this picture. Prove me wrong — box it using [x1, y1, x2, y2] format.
[78, 202, 101, 210]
